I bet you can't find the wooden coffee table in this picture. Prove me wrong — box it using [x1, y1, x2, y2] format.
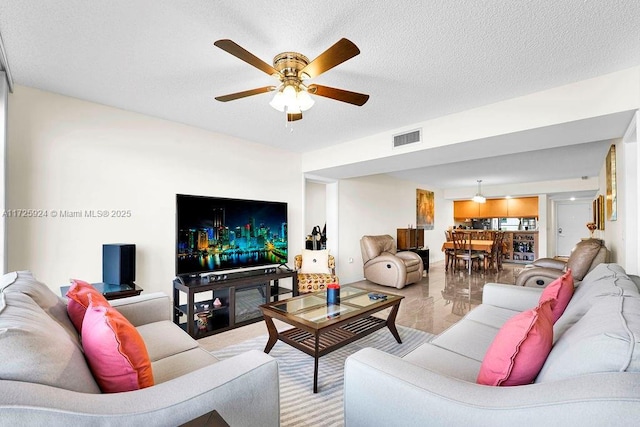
[259, 286, 404, 393]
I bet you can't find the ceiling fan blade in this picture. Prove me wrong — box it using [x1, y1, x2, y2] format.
[214, 39, 280, 78]
[287, 112, 303, 122]
[215, 86, 275, 102]
[307, 84, 369, 106]
[299, 38, 360, 79]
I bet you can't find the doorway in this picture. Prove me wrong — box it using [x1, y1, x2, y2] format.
[556, 201, 591, 256]
[304, 178, 338, 258]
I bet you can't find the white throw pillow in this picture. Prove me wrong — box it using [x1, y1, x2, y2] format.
[300, 249, 331, 274]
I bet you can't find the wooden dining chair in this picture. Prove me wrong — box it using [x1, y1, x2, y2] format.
[477, 231, 495, 270]
[484, 231, 504, 272]
[444, 230, 455, 271]
[451, 231, 480, 274]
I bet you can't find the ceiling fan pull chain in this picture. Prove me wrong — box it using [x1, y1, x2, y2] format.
[284, 107, 294, 132]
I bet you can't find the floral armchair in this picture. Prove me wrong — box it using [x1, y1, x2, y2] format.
[294, 251, 339, 294]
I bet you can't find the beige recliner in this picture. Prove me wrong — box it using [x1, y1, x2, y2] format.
[360, 235, 424, 289]
[515, 238, 609, 287]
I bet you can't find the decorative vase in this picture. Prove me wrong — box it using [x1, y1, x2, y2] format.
[196, 311, 210, 331]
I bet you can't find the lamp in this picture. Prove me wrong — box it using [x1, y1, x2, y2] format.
[472, 180, 486, 204]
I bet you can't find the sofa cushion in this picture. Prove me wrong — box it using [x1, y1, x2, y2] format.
[403, 343, 481, 382]
[540, 269, 574, 323]
[66, 279, 111, 332]
[464, 304, 521, 330]
[536, 293, 640, 383]
[82, 302, 154, 393]
[151, 347, 219, 384]
[430, 319, 501, 362]
[0, 291, 101, 393]
[136, 320, 200, 362]
[554, 264, 639, 338]
[477, 300, 553, 386]
[1, 271, 77, 340]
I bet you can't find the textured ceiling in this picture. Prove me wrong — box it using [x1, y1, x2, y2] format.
[1, 0, 639, 188]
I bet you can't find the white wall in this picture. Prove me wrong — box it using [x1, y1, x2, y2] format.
[0, 72, 7, 274]
[620, 113, 638, 274]
[336, 174, 448, 284]
[7, 86, 303, 294]
[304, 181, 326, 234]
[603, 112, 639, 274]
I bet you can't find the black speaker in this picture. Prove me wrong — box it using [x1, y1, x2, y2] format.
[103, 244, 136, 285]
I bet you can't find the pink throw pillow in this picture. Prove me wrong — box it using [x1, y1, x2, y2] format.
[82, 301, 154, 393]
[66, 279, 110, 332]
[477, 300, 554, 386]
[539, 269, 574, 323]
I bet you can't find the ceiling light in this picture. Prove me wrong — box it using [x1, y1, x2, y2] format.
[471, 180, 486, 204]
[297, 87, 315, 111]
[269, 89, 286, 112]
[269, 83, 313, 115]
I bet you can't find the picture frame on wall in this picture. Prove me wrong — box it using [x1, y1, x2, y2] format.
[593, 194, 605, 231]
[416, 189, 434, 230]
[606, 144, 617, 221]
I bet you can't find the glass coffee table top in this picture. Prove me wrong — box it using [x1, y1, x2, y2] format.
[267, 286, 400, 325]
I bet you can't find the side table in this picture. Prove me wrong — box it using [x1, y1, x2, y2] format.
[59, 282, 143, 300]
[410, 248, 430, 273]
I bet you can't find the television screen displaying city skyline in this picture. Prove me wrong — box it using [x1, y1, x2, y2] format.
[176, 194, 288, 275]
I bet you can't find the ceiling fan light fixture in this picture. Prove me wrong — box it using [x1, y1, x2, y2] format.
[282, 84, 302, 113]
[269, 89, 286, 112]
[297, 89, 314, 111]
[214, 38, 369, 122]
[471, 180, 487, 204]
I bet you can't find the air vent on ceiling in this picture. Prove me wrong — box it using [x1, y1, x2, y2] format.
[393, 129, 422, 148]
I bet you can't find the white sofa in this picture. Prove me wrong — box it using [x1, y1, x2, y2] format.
[344, 263, 640, 426]
[0, 271, 279, 426]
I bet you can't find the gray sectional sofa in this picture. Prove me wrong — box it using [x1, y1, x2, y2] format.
[344, 263, 640, 426]
[0, 271, 279, 426]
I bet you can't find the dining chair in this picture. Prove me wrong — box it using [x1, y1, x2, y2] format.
[451, 231, 480, 274]
[472, 230, 493, 270]
[483, 231, 504, 272]
[444, 230, 455, 271]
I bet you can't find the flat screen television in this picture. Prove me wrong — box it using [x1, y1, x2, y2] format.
[176, 194, 288, 276]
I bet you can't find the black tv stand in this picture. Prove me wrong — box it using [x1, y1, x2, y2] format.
[173, 269, 298, 339]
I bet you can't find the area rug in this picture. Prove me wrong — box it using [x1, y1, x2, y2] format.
[212, 325, 434, 427]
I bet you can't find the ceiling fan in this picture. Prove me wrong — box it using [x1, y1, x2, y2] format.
[213, 38, 369, 122]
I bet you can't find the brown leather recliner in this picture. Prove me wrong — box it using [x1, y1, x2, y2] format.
[515, 238, 609, 287]
[360, 235, 424, 289]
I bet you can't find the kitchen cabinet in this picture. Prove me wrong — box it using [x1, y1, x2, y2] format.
[507, 197, 538, 217]
[453, 200, 480, 219]
[454, 196, 538, 219]
[479, 198, 508, 218]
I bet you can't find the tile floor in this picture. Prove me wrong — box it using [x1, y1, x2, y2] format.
[197, 261, 524, 352]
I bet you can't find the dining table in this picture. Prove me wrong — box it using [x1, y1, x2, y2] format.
[441, 239, 496, 272]
[441, 239, 494, 253]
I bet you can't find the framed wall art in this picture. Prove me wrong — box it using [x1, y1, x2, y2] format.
[593, 194, 605, 231]
[416, 189, 434, 230]
[606, 144, 617, 221]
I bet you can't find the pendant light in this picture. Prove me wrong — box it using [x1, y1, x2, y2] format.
[472, 180, 486, 203]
